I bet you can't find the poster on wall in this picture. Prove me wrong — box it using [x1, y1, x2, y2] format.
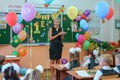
[88, 10, 100, 35]
[0, 13, 6, 29]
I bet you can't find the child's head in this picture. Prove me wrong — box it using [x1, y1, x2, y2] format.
[24, 69, 43, 80]
[89, 51, 95, 59]
[99, 54, 112, 67]
[4, 66, 19, 80]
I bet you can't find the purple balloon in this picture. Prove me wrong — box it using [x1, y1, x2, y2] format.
[13, 23, 21, 34]
[61, 59, 68, 64]
[84, 10, 90, 16]
[21, 3, 36, 22]
[75, 16, 81, 22]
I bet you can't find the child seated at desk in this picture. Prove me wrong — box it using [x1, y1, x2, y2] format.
[64, 47, 81, 70]
[23, 65, 44, 80]
[94, 54, 117, 80]
[83, 49, 99, 69]
[63, 47, 81, 80]
[113, 54, 120, 77]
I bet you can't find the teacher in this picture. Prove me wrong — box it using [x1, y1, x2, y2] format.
[49, 17, 66, 80]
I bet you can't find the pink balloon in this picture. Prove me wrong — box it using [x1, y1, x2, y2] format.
[21, 3, 36, 22]
[20, 23, 24, 30]
[78, 35, 85, 44]
[12, 23, 21, 34]
[75, 16, 81, 22]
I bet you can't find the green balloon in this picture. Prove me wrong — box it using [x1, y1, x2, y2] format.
[11, 50, 19, 57]
[83, 40, 90, 51]
[118, 0, 120, 3]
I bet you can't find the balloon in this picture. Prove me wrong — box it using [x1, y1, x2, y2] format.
[11, 50, 19, 57]
[6, 12, 18, 27]
[81, 15, 86, 19]
[78, 10, 83, 16]
[78, 34, 85, 44]
[61, 59, 68, 64]
[95, 1, 109, 19]
[20, 67, 28, 76]
[75, 33, 79, 41]
[80, 19, 89, 32]
[44, 0, 53, 4]
[84, 10, 90, 16]
[83, 40, 90, 51]
[67, 6, 78, 20]
[18, 47, 27, 57]
[118, 0, 120, 3]
[75, 16, 81, 22]
[11, 37, 21, 48]
[84, 31, 90, 40]
[17, 14, 23, 23]
[75, 42, 82, 48]
[106, 7, 114, 20]
[20, 23, 24, 30]
[18, 30, 27, 42]
[21, 3, 36, 22]
[12, 23, 22, 34]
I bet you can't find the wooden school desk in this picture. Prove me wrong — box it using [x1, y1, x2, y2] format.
[66, 69, 96, 80]
[51, 64, 69, 80]
[4, 57, 20, 66]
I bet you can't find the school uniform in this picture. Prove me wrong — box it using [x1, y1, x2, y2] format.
[94, 66, 117, 80]
[64, 60, 80, 80]
[83, 57, 99, 69]
[113, 64, 120, 77]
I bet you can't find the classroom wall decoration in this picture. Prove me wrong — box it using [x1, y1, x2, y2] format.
[88, 10, 100, 35]
[0, 13, 10, 44]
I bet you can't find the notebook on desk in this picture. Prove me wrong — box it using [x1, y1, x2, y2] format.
[76, 70, 92, 77]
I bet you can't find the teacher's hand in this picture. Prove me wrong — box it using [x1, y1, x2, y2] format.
[59, 31, 66, 36]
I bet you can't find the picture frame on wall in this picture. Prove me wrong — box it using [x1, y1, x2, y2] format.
[115, 19, 120, 29]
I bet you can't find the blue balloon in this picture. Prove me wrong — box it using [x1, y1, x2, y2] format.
[75, 33, 79, 41]
[79, 19, 86, 27]
[95, 1, 109, 19]
[20, 67, 28, 76]
[81, 22, 89, 32]
[18, 14, 23, 23]
[80, 19, 89, 32]
[44, 0, 53, 4]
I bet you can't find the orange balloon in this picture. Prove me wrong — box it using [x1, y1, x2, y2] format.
[106, 7, 114, 20]
[18, 30, 27, 42]
[18, 47, 26, 57]
[84, 31, 90, 40]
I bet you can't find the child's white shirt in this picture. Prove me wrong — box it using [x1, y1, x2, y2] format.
[113, 64, 120, 74]
[64, 62, 70, 69]
[94, 66, 112, 80]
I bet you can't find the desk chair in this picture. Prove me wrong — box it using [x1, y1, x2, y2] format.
[100, 74, 118, 80]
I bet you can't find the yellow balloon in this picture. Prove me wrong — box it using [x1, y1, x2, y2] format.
[67, 6, 78, 20]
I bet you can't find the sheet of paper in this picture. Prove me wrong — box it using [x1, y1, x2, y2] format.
[76, 70, 92, 77]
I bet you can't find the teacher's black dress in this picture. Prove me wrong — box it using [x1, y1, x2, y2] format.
[49, 27, 63, 60]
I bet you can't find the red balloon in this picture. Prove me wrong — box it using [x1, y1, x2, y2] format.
[106, 7, 114, 20]
[6, 12, 18, 27]
[75, 42, 82, 48]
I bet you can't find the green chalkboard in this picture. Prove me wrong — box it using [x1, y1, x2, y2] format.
[0, 13, 10, 44]
[62, 14, 84, 42]
[4, 14, 84, 45]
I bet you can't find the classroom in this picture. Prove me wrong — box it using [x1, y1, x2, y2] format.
[0, 0, 120, 80]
